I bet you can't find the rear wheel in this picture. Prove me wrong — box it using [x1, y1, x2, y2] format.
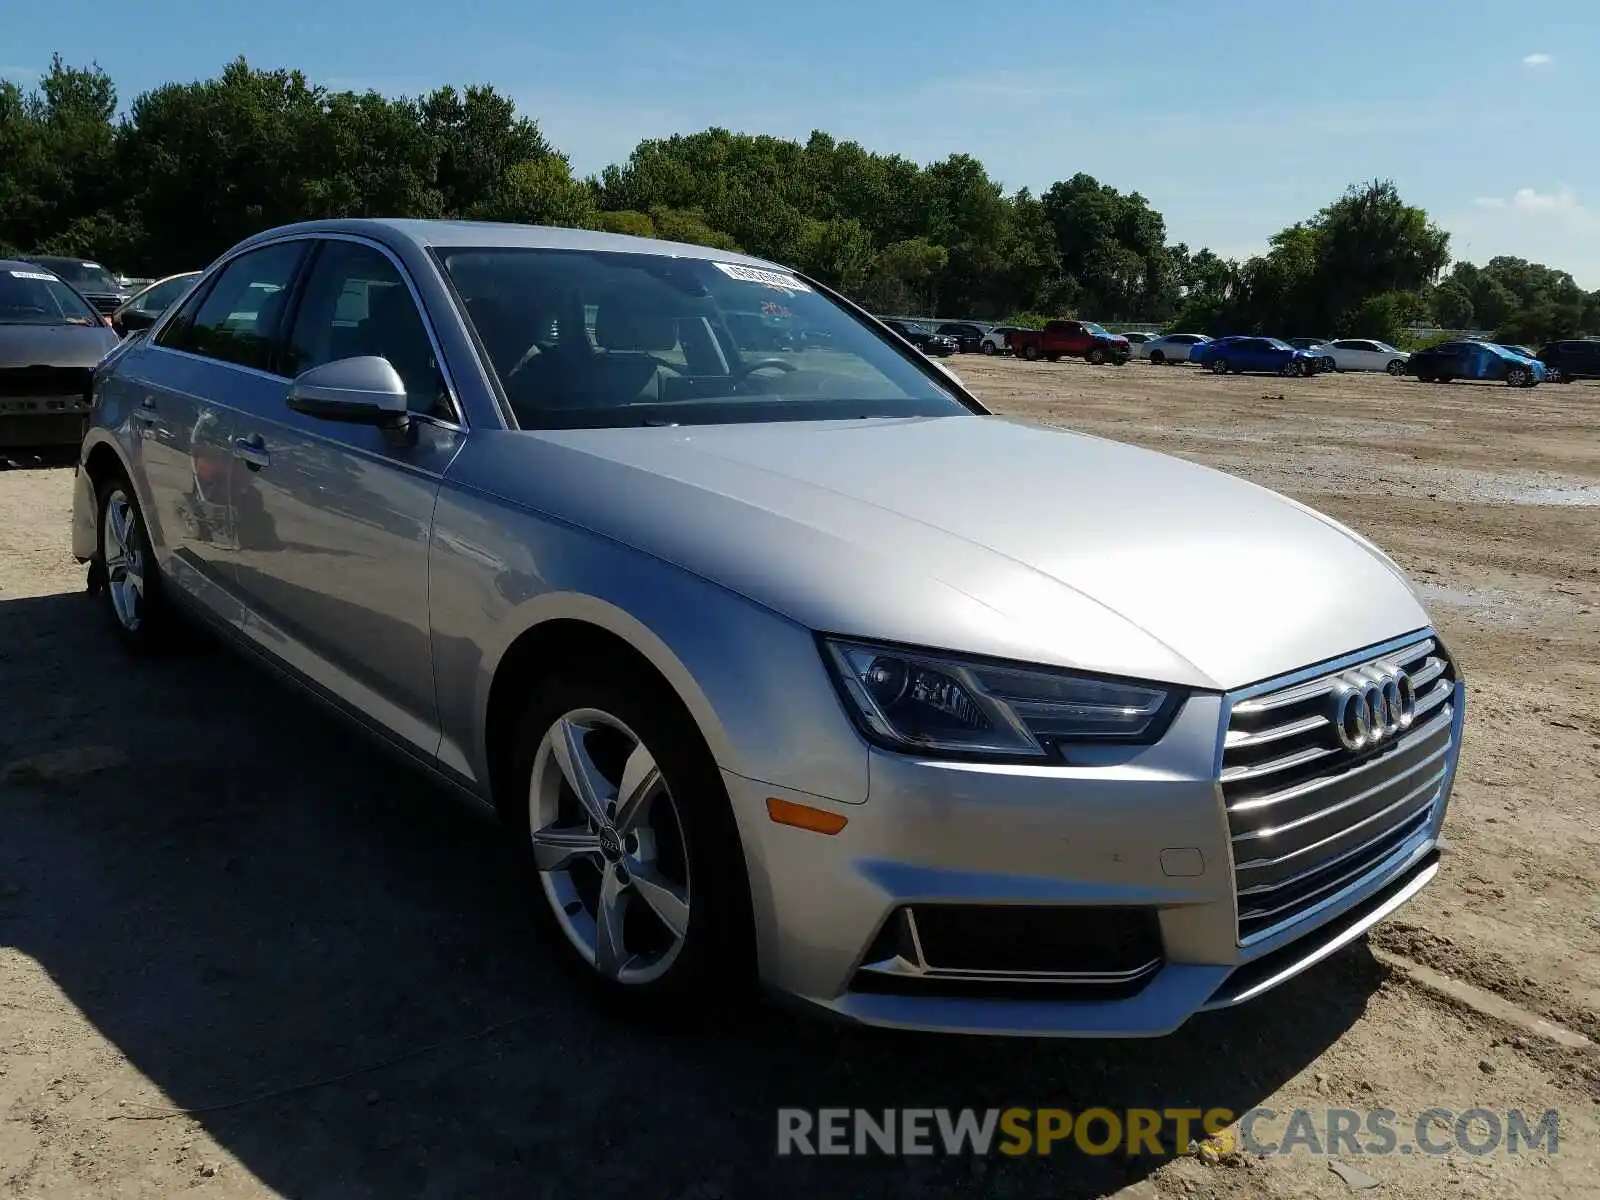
[96, 475, 173, 653]
[507, 667, 753, 1021]
[980, 341, 996, 355]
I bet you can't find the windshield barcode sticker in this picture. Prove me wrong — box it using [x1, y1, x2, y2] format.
[8, 270, 58, 281]
[712, 262, 811, 293]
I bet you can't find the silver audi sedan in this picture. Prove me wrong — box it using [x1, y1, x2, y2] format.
[72, 219, 1465, 1036]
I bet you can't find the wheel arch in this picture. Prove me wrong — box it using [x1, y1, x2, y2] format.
[479, 595, 737, 820]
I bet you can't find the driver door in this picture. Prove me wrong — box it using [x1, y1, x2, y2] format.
[227, 237, 465, 759]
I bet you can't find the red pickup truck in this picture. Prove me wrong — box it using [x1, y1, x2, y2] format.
[1006, 320, 1132, 365]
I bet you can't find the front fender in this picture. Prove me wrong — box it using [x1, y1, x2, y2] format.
[427, 481, 871, 807]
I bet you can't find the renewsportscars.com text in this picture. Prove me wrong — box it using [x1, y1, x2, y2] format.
[776, 1106, 1560, 1158]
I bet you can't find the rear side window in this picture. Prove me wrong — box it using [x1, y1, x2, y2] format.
[162, 243, 306, 373]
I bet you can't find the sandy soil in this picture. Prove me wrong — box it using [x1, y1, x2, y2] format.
[1, 357, 1597, 1199]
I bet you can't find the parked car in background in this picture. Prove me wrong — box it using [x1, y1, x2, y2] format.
[1007, 319, 1131, 364]
[1139, 332, 1211, 363]
[73, 216, 1465, 1037]
[1535, 338, 1600, 382]
[111, 271, 202, 337]
[934, 321, 991, 354]
[1286, 338, 1337, 375]
[883, 318, 957, 356]
[19, 255, 132, 315]
[0, 259, 120, 446]
[1191, 336, 1324, 377]
[983, 325, 1026, 354]
[1405, 340, 1546, 387]
[1316, 338, 1410, 375]
[1120, 332, 1158, 350]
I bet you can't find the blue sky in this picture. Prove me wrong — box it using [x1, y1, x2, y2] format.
[7, 0, 1599, 286]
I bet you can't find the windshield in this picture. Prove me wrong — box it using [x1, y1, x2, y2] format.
[29, 258, 120, 292]
[132, 274, 196, 314]
[1081, 322, 1110, 336]
[440, 248, 972, 429]
[1266, 338, 1293, 350]
[0, 268, 103, 326]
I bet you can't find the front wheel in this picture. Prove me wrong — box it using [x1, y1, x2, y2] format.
[1386, 359, 1406, 376]
[1087, 347, 1106, 365]
[980, 341, 996, 355]
[1023, 344, 1040, 361]
[1281, 360, 1304, 377]
[1209, 357, 1229, 374]
[1506, 365, 1531, 387]
[508, 668, 753, 1020]
[1149, 350, 1166, 365]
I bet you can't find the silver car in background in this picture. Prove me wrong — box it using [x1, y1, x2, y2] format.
[73, 219, 1465, 1036]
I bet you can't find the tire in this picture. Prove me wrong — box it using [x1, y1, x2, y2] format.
[1149, 350, 1166, 365]
[1087, 347, 1105, 365]
[1386, 359, 1405, 376]
[1281, 360, 1304, 377]
[1413, 369, 1432, 384]
[980, 341, 996, 355]
[506, 666, 753, 1022]
[1023, 344, 1040, 361]
[95, 474, 173, 653]
[1209, 358, 1229, 375]
[1506, 365, 1530, 388]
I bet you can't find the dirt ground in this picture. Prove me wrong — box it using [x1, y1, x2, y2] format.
[1, 357, 1597, 1199]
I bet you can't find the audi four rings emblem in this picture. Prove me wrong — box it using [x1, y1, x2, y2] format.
[1329, 664, 1416, 752]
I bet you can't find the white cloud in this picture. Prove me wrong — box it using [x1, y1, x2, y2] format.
[1521, 52, 1553, 67]
[1447, 187, 1600, 287]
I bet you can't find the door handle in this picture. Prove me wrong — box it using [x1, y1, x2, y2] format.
[232, 436, 270, 470]
[133, 396, 158, 426]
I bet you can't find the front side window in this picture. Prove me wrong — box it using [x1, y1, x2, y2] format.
[441, 248, 970, 429]
[285, 241, 451, 418]
[167, 243, 306, 372]
[0, 267, 102, 326]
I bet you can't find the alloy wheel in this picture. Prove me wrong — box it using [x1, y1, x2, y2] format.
[528, 708, 691, 985]
[101, 487, 146, 633]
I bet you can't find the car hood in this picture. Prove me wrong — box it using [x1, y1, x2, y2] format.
[486, 415, 1431, 691]
[0, 322, 119, 369]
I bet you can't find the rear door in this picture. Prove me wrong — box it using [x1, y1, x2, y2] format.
[226, 236, 465, 758]
[122, 241, 309, 620]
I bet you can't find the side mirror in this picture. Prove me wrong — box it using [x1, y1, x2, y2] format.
[286, 356, 409, 428]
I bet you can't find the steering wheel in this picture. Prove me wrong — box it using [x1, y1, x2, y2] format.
[733, 358, 798, 379]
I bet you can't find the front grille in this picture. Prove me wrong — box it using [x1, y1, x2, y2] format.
[1222, 633, 1458, 943]
[0, 365, 91, 399]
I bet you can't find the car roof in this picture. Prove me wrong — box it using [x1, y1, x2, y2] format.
[229, 218, 785, 270]
[0, 258, 59, 274]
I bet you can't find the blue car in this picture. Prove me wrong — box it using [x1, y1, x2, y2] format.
[1190, 335, 1325, 377]
[1405, 340, 1547, 387]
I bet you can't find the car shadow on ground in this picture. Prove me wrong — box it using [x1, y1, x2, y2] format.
[0, 588, 1388, 1199]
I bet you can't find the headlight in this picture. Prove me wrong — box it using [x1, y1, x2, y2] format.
[820, 638, 1181, 759]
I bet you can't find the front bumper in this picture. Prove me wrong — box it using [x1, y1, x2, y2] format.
[725, 643, 1463, 1038]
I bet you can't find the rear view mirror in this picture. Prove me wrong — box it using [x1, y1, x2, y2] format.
[286, 356, 409, 429]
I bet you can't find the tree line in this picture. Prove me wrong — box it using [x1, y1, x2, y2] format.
[4, 55, 1597, 345]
